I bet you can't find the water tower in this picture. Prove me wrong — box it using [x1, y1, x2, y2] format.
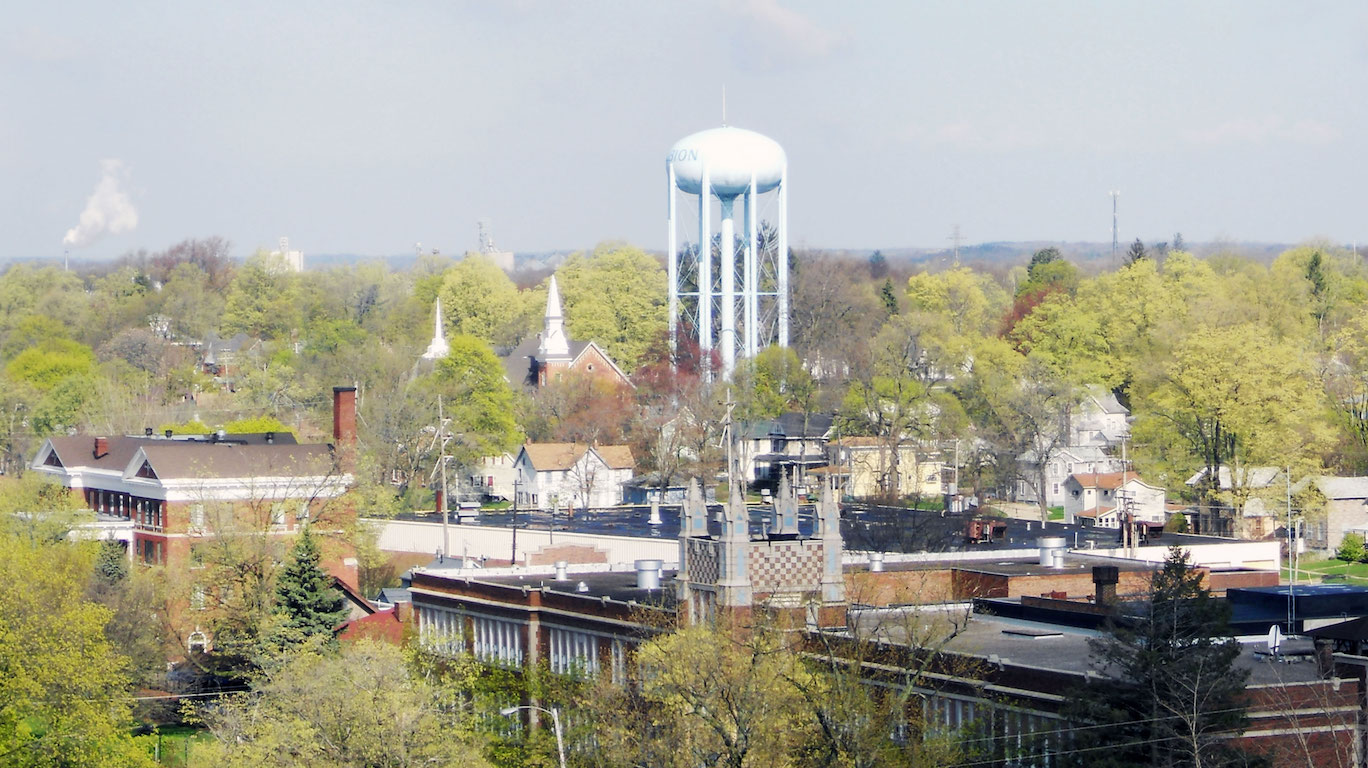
[666, 126, 789, 379]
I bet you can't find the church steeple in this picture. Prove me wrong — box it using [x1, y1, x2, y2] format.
[539, 276, 571, 361]
[421, 298, 450, 360]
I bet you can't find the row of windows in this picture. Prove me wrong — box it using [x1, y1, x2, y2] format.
[419, 609, 628, 683]
[421, 605, 465, 655]
[548, 627, 598, 676]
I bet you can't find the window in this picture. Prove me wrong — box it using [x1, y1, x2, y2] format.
[43, 451, 63, 468]
[191, 584, 206, 610]
[296, 502, 310, 522]
[189, 504, 206, 531]
[270, 503, 286, 528]
[549, 627, 599, 676]
[471, 615, 524, 666]
[420, 605, 465, 656]
[136, 460, 157, 479]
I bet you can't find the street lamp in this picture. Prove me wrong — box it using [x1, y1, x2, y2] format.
[499, 705, 565, 768]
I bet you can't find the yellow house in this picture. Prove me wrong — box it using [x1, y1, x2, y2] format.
[827, 438, 946, 500]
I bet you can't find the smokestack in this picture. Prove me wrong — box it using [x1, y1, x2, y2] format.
[333, 386, 357, 445]
[93, 437, 109, 459]
[1093, 566, 1120, 606]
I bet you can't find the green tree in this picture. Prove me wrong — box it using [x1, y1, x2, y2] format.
[1060, 547, 1262, 768]
[430, 334, 523, 459]
[556, 243, 668, 373]
[273, 526, 348, 648]
[867, 249, 888, 279]
[0, 533, 155, 767]
[438, 255, 530, 348]
[1337, 532, 1366, 563]
[1132, 324, 1330, 534]
[1126, 237, 1148, 265]
[838, 312, 966, 500]
[734, 345, 817, 421]
[198, 640, 491, 768]
[4, 338, 96, 392]
[222, 252, 301, 340]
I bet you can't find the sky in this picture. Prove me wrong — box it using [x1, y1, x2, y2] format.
[2, 1, 1365, 262]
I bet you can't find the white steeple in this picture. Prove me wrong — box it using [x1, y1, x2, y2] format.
[539, 276, 571, 361]
[421, 299, 450, 360]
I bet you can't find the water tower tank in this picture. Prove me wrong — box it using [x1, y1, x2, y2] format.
[668, 127, 786, 197]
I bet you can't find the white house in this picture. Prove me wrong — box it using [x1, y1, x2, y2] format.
[513, 443, 634, 512]
[470, 452, 518, 501]
[737, 413, 833, 489]
[1064, 472, 1166, 528]
[1070, 388, 1130, 448]
[1019, 445, 1128, 509]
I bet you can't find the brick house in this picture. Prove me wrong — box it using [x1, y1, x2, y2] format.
[30, 387, 359, 585]
[500, 276, 631, 390]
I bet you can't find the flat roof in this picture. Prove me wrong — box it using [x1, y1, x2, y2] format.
[855, 609, 1326, 686]
[396, 502, 1235, 554]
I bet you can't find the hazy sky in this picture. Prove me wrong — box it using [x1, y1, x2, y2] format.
[3, 1, 1365, 262]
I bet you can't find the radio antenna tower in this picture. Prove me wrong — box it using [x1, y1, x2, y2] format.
[948, 225, 963, 267]
[1110, 191, 1120, 262]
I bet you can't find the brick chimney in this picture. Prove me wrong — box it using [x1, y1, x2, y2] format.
[333, 386, 357, 446]
[93, 437, 109, 459]
[1093, 565, 1120, 607]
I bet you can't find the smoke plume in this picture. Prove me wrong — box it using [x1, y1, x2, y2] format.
[63, 159, 138, 247]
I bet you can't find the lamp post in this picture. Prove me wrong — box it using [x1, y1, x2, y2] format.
[499, 705, 565, 768]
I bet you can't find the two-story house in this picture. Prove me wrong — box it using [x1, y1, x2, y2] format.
[30, 387, 358, 584]
[1064, 471, 1166, 529]
[513, 443, 634, 511]
[736, 413, 833, 490]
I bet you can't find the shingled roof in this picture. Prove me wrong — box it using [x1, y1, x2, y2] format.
[519, 443, 635, 472]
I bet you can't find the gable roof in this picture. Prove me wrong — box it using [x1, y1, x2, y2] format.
[1066, 471, 1158, 492]
[133, 443, 337, 481]
[1185, 465, 1281, 490]
[740, 412, 834, 440]
[518, 443, 635, 473]
[594, 445, 635, 470]
[520, 443, 585, 472]
[1305, 476, 1368, 500]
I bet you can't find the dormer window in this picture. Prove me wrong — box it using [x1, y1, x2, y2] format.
[135, 460, 157, 479]
[43, 451, 63, 468]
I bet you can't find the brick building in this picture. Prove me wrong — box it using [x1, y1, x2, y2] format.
[500, 275, 631, 390]
[31, 386, 359, 585]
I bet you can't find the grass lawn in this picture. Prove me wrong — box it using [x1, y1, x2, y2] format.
[1048, 507, 1065, 521]
[147, 725, 215, 767]
[1282, 557, 1368, 584]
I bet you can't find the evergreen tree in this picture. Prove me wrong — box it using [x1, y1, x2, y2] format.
[1126, 238, 1148, 265]
[273, 526, 348, 647]
[1057, 547, 1263, 768]
[868, 249, 888, 279]
[879, 278, 899, 316]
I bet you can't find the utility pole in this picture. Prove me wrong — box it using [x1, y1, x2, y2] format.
[511, 468, 521, 566]
[436, 396, 451, 559]
[1110, 191, 1120, 263]
[948, 225, 963, 267]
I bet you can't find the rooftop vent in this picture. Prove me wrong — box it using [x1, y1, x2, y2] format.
[576, 581, 589, 593]
[554, 560, 569, 581]
[635, 559, 663, 590]
[869, 552, 885, 573]
[1037, 537, 1068, 568]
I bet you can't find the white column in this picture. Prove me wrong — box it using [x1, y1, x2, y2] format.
[777, 166, 789, 348]
[667, 162, 678, 363]
[745, 175, 758, 358]
[720, 196, 736, 378]
[698, 166, 712, 370]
